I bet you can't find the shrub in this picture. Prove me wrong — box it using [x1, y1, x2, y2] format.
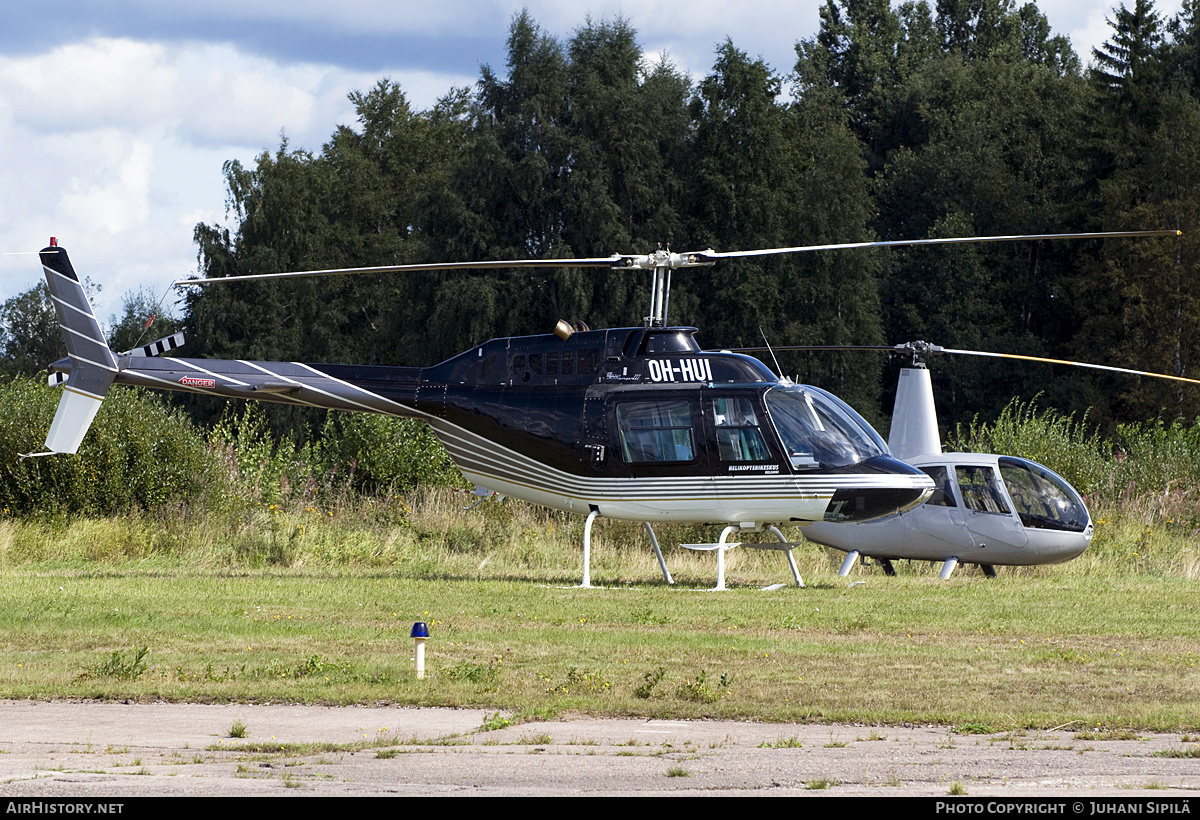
[313, 411, 462, 493]
[0, 378, 218, 515]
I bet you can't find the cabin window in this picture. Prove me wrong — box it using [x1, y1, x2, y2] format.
[510, 354, 526, 376]
[955, 466, 1011, 515]
[712, 397, 771, 462]
[578, 349, 600, 375]
[919, 466, 956, 507]
[998, 457, 1088, 532]
[616, 400, 695, 463]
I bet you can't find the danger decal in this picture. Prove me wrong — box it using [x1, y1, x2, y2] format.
[179, 376, 216, 388]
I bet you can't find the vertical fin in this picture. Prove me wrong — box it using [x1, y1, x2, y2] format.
[888, 366, 941, 460]
[38, 241, 117, 454]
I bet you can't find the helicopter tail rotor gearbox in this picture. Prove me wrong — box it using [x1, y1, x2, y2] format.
[38, 239, 118, 454]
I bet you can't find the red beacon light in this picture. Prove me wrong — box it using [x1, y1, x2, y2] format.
[49, 237, 57, 246]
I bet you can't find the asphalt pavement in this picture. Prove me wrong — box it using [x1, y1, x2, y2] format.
[1, 701, 1198, 796]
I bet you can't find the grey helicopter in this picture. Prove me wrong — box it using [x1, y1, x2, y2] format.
[733, 340, 1200, 579]
[29, 229, 1179, 589]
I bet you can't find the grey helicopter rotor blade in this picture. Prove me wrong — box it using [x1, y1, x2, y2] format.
[728, 342, 1200, 386]
[938, 348, 1200, 386]
[173, 255, 629, 287]
[173, 229, 1180, 287]
[687, 229, 1180, 264]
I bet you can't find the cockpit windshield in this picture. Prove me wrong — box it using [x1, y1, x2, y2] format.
[998, 457, 1089, 532]
[764, 386, 888, 470]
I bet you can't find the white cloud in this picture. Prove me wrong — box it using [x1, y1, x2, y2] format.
[0, 35, 470, 320]
[57, 135, 154, 235]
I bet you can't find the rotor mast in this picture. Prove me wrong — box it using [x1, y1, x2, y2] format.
[617, 248, 714, 327]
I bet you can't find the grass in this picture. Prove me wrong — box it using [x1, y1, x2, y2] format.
[1, 568, 1197, 729]
[1152, 747, 1200, 758]
[0, 486, 1197, 730]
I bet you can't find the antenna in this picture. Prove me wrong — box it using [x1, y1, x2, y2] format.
[759, 327, 784, 378]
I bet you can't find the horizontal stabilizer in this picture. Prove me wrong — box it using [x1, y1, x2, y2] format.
[127, 331, 185, 358]
[48, 371, 67, 388]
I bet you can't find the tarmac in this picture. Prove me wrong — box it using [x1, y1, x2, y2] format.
[1, 701, 1199, 797]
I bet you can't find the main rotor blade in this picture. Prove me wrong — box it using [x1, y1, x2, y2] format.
[173, 228, 1180, 286]
[173, 255, 626, 286]
[726, 345, 896, 353]
[728, 342, 1200, 386]
[940, 348, 1200, 385]
[691, 229, 1180, 262]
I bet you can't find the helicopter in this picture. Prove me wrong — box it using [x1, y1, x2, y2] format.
[30, 229, 1179, 589]
[730, 339, 1200, 579]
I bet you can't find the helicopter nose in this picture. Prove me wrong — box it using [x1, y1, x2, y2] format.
[821, 456, 934, 523]
[1056, 518, 1094, 564]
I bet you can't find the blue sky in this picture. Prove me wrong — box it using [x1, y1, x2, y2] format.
[0, 1, 1183, 325]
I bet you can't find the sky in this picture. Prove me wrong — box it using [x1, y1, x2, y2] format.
[0, 0, 1185, 327]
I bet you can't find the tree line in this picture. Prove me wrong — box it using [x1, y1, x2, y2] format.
[4, 0, 1199, 439]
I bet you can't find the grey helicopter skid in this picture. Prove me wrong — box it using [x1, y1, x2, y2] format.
[29, 230, 1179, 588]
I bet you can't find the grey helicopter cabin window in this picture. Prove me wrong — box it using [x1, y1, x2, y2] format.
[955, 466, 1012, 515]
[919, 466, 956, 507]
[616, 400, 696, 463]
[998, 457, 1088, 532]
[712, 397, 771, 462]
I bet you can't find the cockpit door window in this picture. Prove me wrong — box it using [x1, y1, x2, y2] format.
[712, 397, 772, 462]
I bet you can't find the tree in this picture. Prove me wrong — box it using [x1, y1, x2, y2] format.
[1074, 93, 1200, 424]
[0, 282, 63, 377]
[1088, 0, 1167, 207]
[106, 287, 182, 355]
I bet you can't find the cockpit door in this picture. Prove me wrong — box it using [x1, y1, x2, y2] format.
[907, 465, 971, 551]
[954, 464, 1028, 550]
[707, 392, 787, 519]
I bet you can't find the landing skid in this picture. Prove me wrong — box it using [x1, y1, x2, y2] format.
[579, 513, 804, 590]
[683, 524, 806, 590]
[839, 552, 996, 580]
[838, 550, 898, 577]
[580, 510, 672, 588]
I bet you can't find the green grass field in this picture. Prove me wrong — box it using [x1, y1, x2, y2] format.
[1, 490, 1197, 731]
